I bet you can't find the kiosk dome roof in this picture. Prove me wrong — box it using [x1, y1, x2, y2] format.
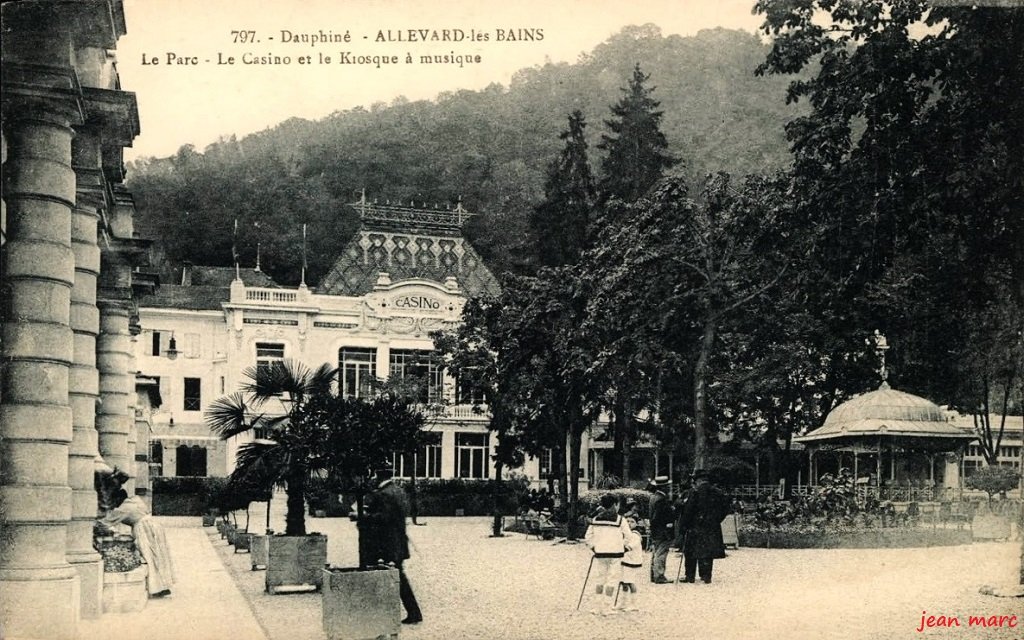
[796, 383, 972, 443]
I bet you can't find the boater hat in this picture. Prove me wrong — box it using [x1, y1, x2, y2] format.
[648, 475, 671, 489]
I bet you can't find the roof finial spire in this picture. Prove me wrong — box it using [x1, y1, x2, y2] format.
[871, 330, 890, 389]
[255, 242, 261, 272]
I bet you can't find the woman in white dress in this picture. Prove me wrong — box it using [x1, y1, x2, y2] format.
[100, 489, 176, 597]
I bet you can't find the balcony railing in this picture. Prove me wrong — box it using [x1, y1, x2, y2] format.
[245, 288, 298, 303]
[417, 404, 489, 421]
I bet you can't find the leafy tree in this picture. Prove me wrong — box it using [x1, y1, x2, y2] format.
[529, 110, 596, 267]
[591, 173, 797, 469]
[755, 0, 1024, 463]
[205, 360, 335, 536]
[965, 465, 1021, 507]
[313, 394, 425, 528]
[431, 296, 527, 536]
[444, 272, 600, 538]
[597, 63, 679, 204]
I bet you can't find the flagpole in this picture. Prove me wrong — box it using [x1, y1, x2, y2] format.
[233, 218, 240, 281]
[300, 223, 307, 287]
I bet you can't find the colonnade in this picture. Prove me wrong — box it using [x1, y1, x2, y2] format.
[1, 3, 148, 637]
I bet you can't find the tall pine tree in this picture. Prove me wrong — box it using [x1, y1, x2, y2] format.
[598, 64, 679, 203]
[530, 110, 595, 267]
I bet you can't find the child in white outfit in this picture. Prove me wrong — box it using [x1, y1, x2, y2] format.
[584, 495, 632, 615]
[619, 518, 644, 612]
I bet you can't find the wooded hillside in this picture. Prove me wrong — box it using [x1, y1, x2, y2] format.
[128, 25, 805, 285]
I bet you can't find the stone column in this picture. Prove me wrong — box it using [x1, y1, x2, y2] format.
[66, 129, 105, 619]
[125, 328, 139, 496]
[0, 100, 82, 640]
[96, 300, 134, 479]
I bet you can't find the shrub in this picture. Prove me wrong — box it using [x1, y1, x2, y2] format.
[151, 476, 230, 515]
[966, 466, 1020, 503]
[737, 524, 972, 548]
[395, 478, 523, 516]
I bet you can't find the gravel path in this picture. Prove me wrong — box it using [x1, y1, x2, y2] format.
[211, 505, 1021, 640]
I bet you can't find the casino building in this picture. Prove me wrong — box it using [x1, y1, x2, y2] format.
[134, 197, 601, 487]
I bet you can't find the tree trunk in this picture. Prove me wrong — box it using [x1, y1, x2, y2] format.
[409, 459, 420, 525]
[622, 398, 634, 486]
[611, 402, 625, 480]
[556, 442, 568, 512]
[491, 462, 504, 537]
[285, 471, 306, 536]
[692, 316, 717, 470]
[568, 428, 583, 540]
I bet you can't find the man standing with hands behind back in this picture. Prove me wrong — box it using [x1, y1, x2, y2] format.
[647, 476, 674, 583]
[360, 466, 424, 625]
[679, 468, 730, 584]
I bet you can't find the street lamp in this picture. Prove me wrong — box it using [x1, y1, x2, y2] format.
[165, 334, 179, 360]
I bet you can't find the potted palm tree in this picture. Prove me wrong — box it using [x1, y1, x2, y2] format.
[206, 360, 336, 593]
[313, 392, 425, 640]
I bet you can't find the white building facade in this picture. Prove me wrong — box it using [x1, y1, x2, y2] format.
[136, 201, 593, 488]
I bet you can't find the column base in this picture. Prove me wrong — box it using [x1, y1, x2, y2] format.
[69, 555, 103, 619]
[0, 573, 81, 639]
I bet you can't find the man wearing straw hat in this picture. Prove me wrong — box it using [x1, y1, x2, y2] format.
[646, 475, 675, 583]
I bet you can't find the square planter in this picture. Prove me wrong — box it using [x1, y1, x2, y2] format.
[721, 514, 739, 549]
[266, 534, 328, 594]
[973, 513, 1010, 540]
[322, 566, 400, 640]
[102, 566, 149, 614]
[234, 532, 252, 553]
[251, 534, 270, 570]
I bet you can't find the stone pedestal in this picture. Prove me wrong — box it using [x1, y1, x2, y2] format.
[102, 566, 148, 613]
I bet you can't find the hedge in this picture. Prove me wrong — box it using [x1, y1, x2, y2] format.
[737, 526, 973, 549]
[307, 478, 523, 517]
[151, 477, 229, 516]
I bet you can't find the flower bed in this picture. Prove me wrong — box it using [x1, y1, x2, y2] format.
[97, 535, 143, 572]
[738, 525, 973, 549]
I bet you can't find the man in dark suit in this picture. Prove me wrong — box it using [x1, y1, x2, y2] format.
[678, 468, 730, 584]
[647, 475, 675, 583]
[360, 467, 423, 625]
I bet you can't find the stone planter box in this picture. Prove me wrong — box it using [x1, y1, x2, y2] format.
[722, 514, 739, 549]
[102, 566, 148, 614]
[251, 534, 270, 570]
[266, 534, 328, 594]
[322, 566, 400, 640]
[234, 531, 253, 552]
[972, 513, 1011, 540]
